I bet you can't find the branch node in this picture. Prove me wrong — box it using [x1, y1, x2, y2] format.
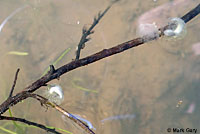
[82, 26, 87, 34]
[49, 65, 55, 74]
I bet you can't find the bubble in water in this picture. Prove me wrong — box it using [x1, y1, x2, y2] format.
[44, 84, 64, 105]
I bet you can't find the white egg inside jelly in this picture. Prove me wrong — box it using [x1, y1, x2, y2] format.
[164, 17, 187, 39]
[45, 84, 64, 105]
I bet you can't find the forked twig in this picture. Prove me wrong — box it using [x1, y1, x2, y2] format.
[75, 2, 115, 60]
[31, 94, 95, 134]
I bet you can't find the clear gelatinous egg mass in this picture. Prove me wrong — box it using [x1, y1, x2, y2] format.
[137, 23, 160, 41]
[164, 17, 187, 39]
[45, 84, 64, 105]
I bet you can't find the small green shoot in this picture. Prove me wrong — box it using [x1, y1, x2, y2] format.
[7, 51, 28, 56]
[8, 108, 25, 134]
[72, 78, 98, 93]
[0, 126, 17, 134]
[42, 47, 71, 76]
[1, 120, 73, 134]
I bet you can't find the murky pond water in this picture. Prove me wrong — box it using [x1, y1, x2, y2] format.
[0, 0, 200, 134]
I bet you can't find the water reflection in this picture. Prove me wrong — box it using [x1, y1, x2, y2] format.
[0, 5, 27, 33]
[101, 114, 136, 123]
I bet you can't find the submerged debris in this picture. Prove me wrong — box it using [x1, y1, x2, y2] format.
[176, 100, 183, 108]
[186, 102, 195, 114]
[72, 114, 96, 130]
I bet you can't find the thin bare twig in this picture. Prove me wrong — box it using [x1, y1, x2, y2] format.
[31, 94, 95, 134]
[0, 115, 61, 134]
[9, 68, 20, 98]
[181, 4, 200, 23]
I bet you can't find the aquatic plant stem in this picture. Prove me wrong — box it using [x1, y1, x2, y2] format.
[8, 108, 24, 133]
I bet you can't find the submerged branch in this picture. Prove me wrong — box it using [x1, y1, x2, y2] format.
[32, 94, 95, 134]
[75, 0, 119, 60]
[181, 3, 200, 23]
[75, 5, 111, 60]
[29, 94, 95, 134]
[0, 115, 61, 134]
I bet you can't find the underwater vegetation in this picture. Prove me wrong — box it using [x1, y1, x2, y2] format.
[7, 51, 29, 56]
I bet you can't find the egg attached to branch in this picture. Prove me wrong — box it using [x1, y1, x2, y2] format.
[164, 17, 187, 39]
[44, 84, 64, 105]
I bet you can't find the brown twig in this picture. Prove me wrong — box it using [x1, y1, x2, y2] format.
[75, 0, 120, 60]
[181, 3, 200, 23]
[0, 115, 61, 134]
[31, 94, 95, 134]
[9, 68, 20, 98]
[75, 5, 111, 60]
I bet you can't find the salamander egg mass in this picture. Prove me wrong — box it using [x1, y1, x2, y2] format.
[45, 84, 64, 105]
[164, 17, 187, 39]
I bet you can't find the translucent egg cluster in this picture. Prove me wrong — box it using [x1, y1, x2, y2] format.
[164, 17, 186, 39]
[44, 84, 64, 105]
[137, 23, 160, 41]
